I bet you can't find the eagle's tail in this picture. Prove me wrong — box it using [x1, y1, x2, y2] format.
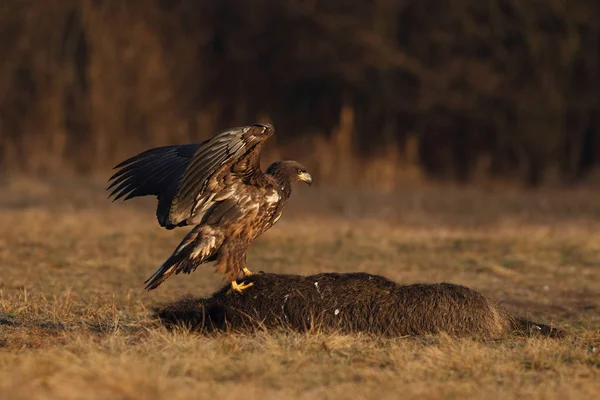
[144, 227, 222, 291]
[144, 260, 180, 291]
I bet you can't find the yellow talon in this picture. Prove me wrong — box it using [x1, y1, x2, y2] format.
[242, 267, 254, 276]
[228, 280, 254, 294]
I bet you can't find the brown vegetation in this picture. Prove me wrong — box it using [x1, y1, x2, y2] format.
[1, 0, 599, 186]
[1, 178, 600, 398]
[155, 272, 563, 338]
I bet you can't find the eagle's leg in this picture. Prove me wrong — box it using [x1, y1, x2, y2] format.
[222, 246, 253, 293]
[228, 280, 254, 294]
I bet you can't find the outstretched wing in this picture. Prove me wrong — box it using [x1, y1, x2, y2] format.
[107, 123, 274, 229]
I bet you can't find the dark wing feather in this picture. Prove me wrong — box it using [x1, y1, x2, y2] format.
[168, 123, 274, 227]
[108, 143, 202, 199]
[107, 123, 274, 229]
[107, 143, 204, 227]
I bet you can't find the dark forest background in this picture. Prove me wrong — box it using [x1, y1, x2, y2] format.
[1, 0, 598, 188]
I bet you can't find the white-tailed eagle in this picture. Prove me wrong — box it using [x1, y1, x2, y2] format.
[107, 123, 312, 293]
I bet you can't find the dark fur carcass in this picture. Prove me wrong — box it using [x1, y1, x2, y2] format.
[154, 272, 564, 338]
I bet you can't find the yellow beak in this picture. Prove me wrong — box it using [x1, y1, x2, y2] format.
[298, 172, 313, 186]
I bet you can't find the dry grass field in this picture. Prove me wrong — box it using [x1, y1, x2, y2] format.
[1, 176, 599, 399]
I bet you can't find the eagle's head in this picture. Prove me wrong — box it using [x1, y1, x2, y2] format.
[267, 161, 313, 186]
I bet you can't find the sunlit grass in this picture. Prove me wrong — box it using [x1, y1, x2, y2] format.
[1, 178, 599, 399]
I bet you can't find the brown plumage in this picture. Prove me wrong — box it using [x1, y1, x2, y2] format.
[107, 123, 312, 292]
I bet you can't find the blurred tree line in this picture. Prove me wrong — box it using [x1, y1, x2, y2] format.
[0, 0, 598, 186]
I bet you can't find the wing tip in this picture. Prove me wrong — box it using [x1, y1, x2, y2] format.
[251, 122, 273, 130]
[250, 122, 275, 138]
